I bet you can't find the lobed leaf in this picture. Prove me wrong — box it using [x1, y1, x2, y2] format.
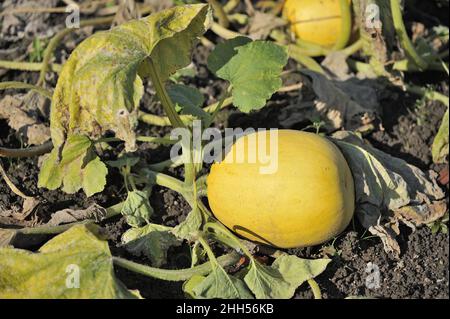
[243, 261, 291, 299]
[38, 135, 107, 196]
[192, 264, 254, 299]
[243, 255, 330, 299]
[209, 39, 288, 113]
[41, 5, 211, 196]
[207, 36, 252, 74]
[50, 4, 211, 152]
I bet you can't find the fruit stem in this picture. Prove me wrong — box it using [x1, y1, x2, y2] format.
[204, 221, 253, 259]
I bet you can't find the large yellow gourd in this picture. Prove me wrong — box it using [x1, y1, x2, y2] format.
[207, 130, 355, 248]
[283, 0, 351, 48]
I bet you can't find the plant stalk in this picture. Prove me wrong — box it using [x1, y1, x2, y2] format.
[390, 0, 428, 70]
[0, 81, 53, 99]
[112, 252, 240, 281]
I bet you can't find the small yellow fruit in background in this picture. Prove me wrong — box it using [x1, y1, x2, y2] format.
[283, 0, 352, 48]
[207, 130, 355, 248]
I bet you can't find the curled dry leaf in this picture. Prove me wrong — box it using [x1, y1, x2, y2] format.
[47, 204, 108, 226]
[112, 0, 141, 26]
[279, 71, 380, 132]
[246, 11, 286, 40]
[332, 131, 446, 257]
[0, 94, 50, 145]
[0, 0, 58, 41]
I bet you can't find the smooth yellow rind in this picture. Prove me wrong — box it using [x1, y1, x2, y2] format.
[207, 130, 355, 248]
[283, 0, 351, 48]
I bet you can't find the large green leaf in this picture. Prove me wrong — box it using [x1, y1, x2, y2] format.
[207, 36, 252, 74]
[243, 261, 291, 299]
[243, 255, 330, 299]
[50, 4, 211, 151]
[121, 223, 180, 267]
[272, 255, 331, 298]
[0, 225, 139, 299]
[209, 40, 288, 113]
[41, 5, 211, 196]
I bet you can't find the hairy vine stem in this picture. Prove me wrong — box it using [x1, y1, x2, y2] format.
[0, 81, 53, 99]
[113, 252, 240, 281]
[0, 60, 62, 73]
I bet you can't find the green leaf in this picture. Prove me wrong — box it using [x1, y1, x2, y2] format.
[121, 190, 153, 227]
[0, 225, 139, 299]
[243, 255, 330, 299]
[121, 223, 181, 267]
[38, 135, 108, 196]
[272, 255, 331, 298]
[82, 156, 108, 197]
[191, 263, 254, 299]
[37, 148, 63, 190]
[59, 135, 92, 166]
[172, 207, 203, 240]
[50, 4, 211, 152]
[432, 108, 449, 163]
[167, 84, 210, 122]
[212, 40, 288, 113]
[243, 261, 291, 299]
[207, 36, 252, 74]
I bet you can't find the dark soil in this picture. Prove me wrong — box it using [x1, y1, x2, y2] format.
[0, 0, 448, 300]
